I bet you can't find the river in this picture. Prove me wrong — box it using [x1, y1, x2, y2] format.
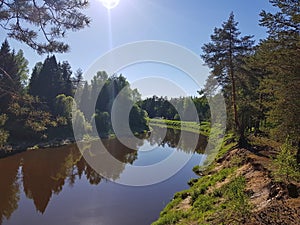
[0, 127, 207, 225]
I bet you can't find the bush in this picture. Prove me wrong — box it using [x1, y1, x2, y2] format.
[273, 138, 300, 183]
[0, 114, 9, 147]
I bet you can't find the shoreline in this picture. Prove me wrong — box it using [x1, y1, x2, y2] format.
[0, 120, 207, 159]
[151, 136, 300, 225]
[0, 137, 77, 158]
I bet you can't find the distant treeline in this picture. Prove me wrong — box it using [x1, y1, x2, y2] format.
[139, 95, 210, 122]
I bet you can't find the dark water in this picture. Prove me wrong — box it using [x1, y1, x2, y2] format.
[0, 127, 207, 225]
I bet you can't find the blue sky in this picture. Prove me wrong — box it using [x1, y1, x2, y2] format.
[0, 0, 276, 97]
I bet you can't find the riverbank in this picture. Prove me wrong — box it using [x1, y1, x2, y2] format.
[0, 129, 152, 159]
[152, 135, 300, 225]
[0, 137, 77, 158]
[149, 119, 210, 136]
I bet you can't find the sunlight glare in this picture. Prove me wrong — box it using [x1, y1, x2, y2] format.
[100, 0, 120, 9]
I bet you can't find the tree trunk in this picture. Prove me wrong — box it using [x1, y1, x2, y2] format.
[229, 38, 248, 148]
[228, 31, 240, 133]
[228, 41, 247, 147]
[230, 70, 239, 131]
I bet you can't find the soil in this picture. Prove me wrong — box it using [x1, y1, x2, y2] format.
[214, 147, 300, 225]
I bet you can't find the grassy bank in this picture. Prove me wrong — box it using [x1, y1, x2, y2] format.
[152, 134, 245, 225]
[152, 134, 300, 225]
[149, 119, 210, 136]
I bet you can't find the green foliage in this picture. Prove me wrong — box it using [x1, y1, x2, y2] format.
[7, 94, 58, 140]
[72, 109, 92, 139]
[28, 56, 75, 109]
[149, 119, 209, 135]
[219, 176, 251, 223]
[249, 0, 300, 144]
[140, 95, 210, 122]
[129, 104, 149, 134]
[173, 114, 180, 120]
[76, 73, 149, 137]
[273, 139, 300, 182]
[190, 167, 236, 202]
[152, 211, 188, 225]
[54, 94, 74, 123]
[0, 40, 22, 110]
[201, 12, 254, 133]
[0, 114, 9, 147]
[152, 165, 248, 225]
[0, 0, 90, 54]
[94, 111, 111, 137]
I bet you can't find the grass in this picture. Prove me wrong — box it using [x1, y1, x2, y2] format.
[148, 118, 210, 136]
[248, 135, 281, 149]
[152, 169, 250, 225]
[152, 136, 253, 225]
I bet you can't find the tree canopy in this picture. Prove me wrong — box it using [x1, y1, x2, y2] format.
[201, 12, 255, 146]
[0, 0, 90, 54]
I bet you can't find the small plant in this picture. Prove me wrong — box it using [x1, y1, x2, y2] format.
[219, 176, 251, 224]
[273, 138, 300, 183]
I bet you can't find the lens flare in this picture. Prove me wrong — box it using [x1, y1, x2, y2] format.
[101, 0, 120, 9]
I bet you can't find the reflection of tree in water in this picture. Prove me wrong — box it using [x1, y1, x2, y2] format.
[148, 127, 207, 154]
[79, 138, 141, 181]
[0, 139, 140, 220]
[21, 145, 82, 213]
[0, 156, 21, 225]
[75, 156, 102, 185]
[0, 127, 206, 221]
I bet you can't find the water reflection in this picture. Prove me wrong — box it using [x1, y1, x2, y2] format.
[0, 156, 20, 224]
[148, 127, 207, 154]
[0, 127, 206, 224]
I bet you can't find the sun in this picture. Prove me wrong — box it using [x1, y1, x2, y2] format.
[100, 0, 120, 9]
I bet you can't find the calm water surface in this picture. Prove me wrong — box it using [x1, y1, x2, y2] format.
[0, 127, 207, 225]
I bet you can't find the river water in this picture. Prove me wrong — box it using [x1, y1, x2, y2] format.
[0, 127, 207, 225]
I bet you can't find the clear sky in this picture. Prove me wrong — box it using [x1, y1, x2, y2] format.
[0, 0, 276, 97]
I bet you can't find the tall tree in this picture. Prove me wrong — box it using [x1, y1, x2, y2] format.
[0, 40, 22, 112]
[74, 68, 84, 89]
[14, 49, 29, 87]
[28, 62, 43, 97]
[29, 56, 60, 105]
[59, 61, 74, 97]
[201, 12, 255, 146]
[256, 0, 300, 146]
[79, 81, 91, 121]
[28, 56, 74, 109]
[0, 0, 90, 54]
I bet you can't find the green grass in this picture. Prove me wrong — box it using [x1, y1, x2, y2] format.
[151, 137, 252, 225]
[152, 170, 250, 225]
[149, 118, 210, 136]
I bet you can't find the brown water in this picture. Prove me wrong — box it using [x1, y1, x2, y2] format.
[0, 127, 206, 225]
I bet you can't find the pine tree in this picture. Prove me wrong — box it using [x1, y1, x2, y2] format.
[59, 61, 74, 97]
[255, 0, 300, 149]
[79, 81, 92, 121]
[0, 0, 90, 54]
[0, 40, 21, 112]
[201, 12, 255, 146]
[74, 68, 84, 89]
[28, 56, 75, 109]
[28, 62, 43, 97]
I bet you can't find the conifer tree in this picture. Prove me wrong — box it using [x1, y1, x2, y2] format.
[0, 0, 90, 54]
[201, 12, 255, 146]
[255, 0, 300, 158]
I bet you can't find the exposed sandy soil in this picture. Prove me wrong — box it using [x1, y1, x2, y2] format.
[214, 147, 300, 225]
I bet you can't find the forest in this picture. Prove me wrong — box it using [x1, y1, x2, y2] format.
[0, 0, 299, 224]
[0, 0, 299, 164]
[0, 48, 151, 145]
